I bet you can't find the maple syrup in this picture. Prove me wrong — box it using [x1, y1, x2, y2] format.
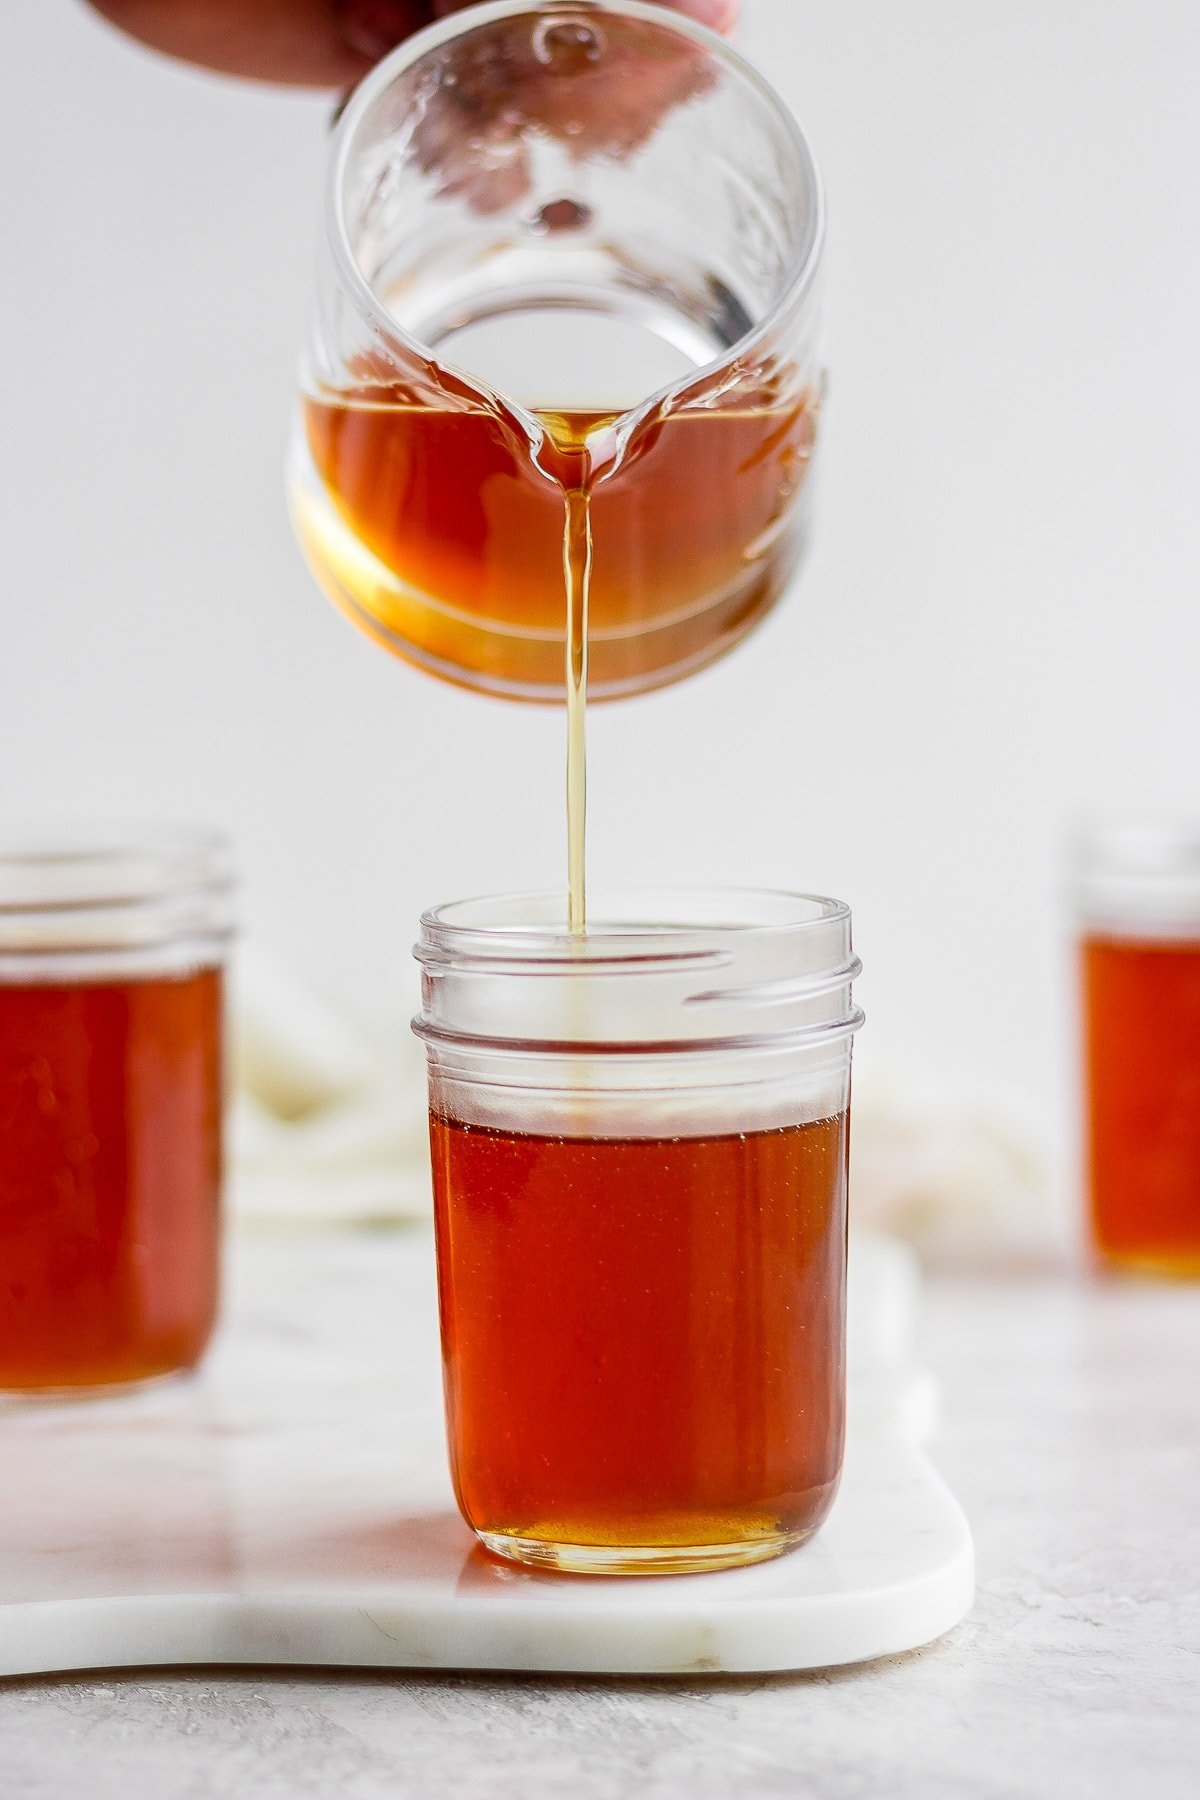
[415, 888, 862, 1572]
[430, 1110, 848, 1569]
[297, 354, 816, 933]
[0, 970, 224, 1391]
[297, 0, 825, 933]
[1082, 937, 1200, 1276]
[297, 378, 817, 705]
[1075, 823, 1200, 1277]
[0, 831, 232, 1392]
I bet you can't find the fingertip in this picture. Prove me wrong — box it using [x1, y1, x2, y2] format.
[335, 0, 430, 59]
[432, 0, 739, 28]
[678, 0, 740, 33]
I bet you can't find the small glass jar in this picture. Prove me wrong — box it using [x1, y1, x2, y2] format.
[1074, 823, 1200, 1277]
[0, 828, 235, 1394]
[414, 889, 863, 1575]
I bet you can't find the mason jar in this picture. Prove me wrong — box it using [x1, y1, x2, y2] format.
[0, 828, 235, 1394]
[1075, 822, 1200, 1277]
[414, 888, 863, 1574]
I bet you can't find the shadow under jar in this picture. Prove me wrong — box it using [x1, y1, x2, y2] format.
[0, 830, 234, 1395]
[415, 890, 863, 1575]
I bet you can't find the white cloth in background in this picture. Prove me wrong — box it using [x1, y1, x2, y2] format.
[230, 950, 1055, 1258]
[230, 947, 432, 1227]
[849, 1069, 1059, 1266]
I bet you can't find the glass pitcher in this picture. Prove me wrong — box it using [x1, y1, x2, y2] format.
[289, 0, 824, 702]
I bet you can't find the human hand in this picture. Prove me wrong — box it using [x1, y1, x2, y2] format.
[407, 4, 735, 212]
[83, 1, 738, 88]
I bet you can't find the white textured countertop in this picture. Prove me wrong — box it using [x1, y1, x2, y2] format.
[3, 1250, 1197, 1798]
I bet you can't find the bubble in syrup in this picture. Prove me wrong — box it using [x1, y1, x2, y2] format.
[532, 197, 594, 234]
[532, 16, 605, 73]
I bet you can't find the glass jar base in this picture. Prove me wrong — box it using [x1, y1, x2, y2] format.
[1095, 1247, 1200, 1281]
[476, 1528, 812, 1577]
[0, 1364, 200, 1408]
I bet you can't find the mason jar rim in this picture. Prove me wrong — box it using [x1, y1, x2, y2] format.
[415, 887, 863, 1058]
[0, 824, 233, 909]
[1072, 819, 1200, 937]
[327, 0, 825, 423]
[419, 885, 849, 957]
[0, 825, 235, 972]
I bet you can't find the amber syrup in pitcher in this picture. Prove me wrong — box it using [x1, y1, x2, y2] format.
[296, 309, 817, 931]
[299, 375, 816, 703]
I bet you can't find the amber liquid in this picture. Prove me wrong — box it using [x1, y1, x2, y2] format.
[1082, 937, 1200, 1276]
[0, 969, 224, 1390]
[298, 384, 816, 705]
[300, 380, 814, 931]
[430, 1110, 848, 1572]
[562, 485, 591, 933]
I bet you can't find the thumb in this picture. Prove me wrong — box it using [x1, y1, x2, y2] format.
[431, 1, 738, 30]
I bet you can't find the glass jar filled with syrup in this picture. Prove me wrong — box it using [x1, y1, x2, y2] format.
[1076, 824, 1200, 1277]
[415, 888, 863, 1575]
[0, 829, 234, 1394]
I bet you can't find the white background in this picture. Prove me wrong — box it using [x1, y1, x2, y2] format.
[3, 1, 1199, 1153]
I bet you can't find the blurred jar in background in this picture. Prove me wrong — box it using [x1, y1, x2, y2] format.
[0, 830, 234, 1393]
[1075, 824, 1200, 1277]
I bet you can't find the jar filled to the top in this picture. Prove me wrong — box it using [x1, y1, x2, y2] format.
[0, 827, 235, 1393]
[1074, 822, 1200, 1277]
[415, 888, 862, 1573]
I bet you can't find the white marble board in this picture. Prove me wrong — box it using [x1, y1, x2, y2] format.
[0, 1232, 973, 1678]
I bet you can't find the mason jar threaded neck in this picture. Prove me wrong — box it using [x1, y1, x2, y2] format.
[1072, 821, 1200, 940]
[0, 826, 235, 981]
[414, 888, 863, 1056]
